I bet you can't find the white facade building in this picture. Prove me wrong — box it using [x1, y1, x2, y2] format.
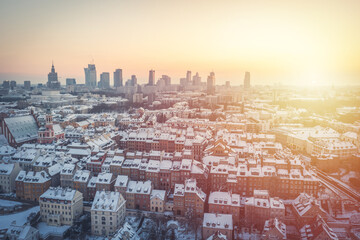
[0, 162, 21, 193]
[39, 187, 83, 226]
[91, 191, 126, 237]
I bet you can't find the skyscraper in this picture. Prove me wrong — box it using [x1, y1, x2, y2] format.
[161, 75, 171, 86]
[84, 64, 97, 88]
[24, 80, 31, 90]
[66, 78, 76, 86]
[131, 75, 137, 86]
[126, 75, 137, 86]
[47, 63, 60, 89]
[10, 80, 17, 89]
[2, 81, 9, 89]
[114, 69, 123, 87]
[244, 71, 250, 89]
[193, 72, 201, 86]
[207, 72, 215, 94]
[148, 69, 155, 86]
[99, 72, 110, 89]
[186, 71, 192, 84]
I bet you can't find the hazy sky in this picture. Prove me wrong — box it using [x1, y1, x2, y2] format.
[0, 0, 360, 86]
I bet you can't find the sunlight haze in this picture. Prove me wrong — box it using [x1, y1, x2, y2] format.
[0, 0, 359, 85]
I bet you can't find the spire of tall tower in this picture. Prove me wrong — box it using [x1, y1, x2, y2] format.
[51, 61, 55, 73]
[47, 61, 59, 89]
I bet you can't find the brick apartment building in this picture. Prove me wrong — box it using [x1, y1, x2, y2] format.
[16, 170, 51, 201]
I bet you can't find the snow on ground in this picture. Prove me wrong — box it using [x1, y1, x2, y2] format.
[237, 229, 261, 240]
[125, 215, 141, 230]
[84, 236, 109, 240]
[176, 226, 200, 240]
[236, 227, 262, 240]
[167, 220, 179, 228]
[0, 193, 16, 198]
[137, 218, 153, 239]
[0, 206, 39, 229]
[336, 210, 358, 219]
[351, 228, 360, 239]
[37, 222, 70, 238]
[164, 211, 173, 216]
[341, 171, 358, 184]
[282, 199, 295, 205]
[0, 199, 23, 207]
[172, 221, 200, 240]
[330, 168, 347, 177]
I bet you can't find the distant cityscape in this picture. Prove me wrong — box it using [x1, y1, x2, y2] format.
[1, 62, 252, 91]
[0, 62, 256, 105]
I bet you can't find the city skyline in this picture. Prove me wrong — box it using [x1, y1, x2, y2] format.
[0, 0, 360, 86]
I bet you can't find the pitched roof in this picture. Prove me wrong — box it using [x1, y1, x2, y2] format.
[4, 115, 38, 143]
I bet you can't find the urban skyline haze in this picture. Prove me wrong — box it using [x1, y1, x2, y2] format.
[0, 0, 360, 86]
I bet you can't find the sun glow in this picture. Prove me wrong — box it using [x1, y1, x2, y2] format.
[0, 0, 359, 85]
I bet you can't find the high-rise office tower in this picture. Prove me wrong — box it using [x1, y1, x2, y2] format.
[207, 72, 215, 94]
[66, 78, 76, 86]
[125, 75, 137, 86]
[47, 63, 60, 89]
[24, 81, 31, 90]
[186, 71, 192, 84]
[161, 75, 171, 86]
[84, 64, 97, 88]
[148, 69, 155, 86]
[10, 80, 17, 89]
[114, 69, 123, 87]
[193, 72, 201, 85]
[244, 71, 250, 89]
[99, 72, 110, 89]
[2, 81, 10, 89]
[131, 75, 137, 86]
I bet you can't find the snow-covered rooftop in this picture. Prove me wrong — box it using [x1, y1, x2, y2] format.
[40, 186, 78, 201]
[73, 170, 91, 183]
[91, 191, 125, 212]
[150, 189, 166, 201]
[16, 170, 51, 183]
[4, 115, 38, 143]
[0, 163, 15, 175]
[127, 180, 152, 195]
[114, 175, 129, 187]
[203, 213, 233, 230]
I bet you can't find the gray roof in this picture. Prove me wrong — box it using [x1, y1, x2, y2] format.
[4, 115, 38, 143]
